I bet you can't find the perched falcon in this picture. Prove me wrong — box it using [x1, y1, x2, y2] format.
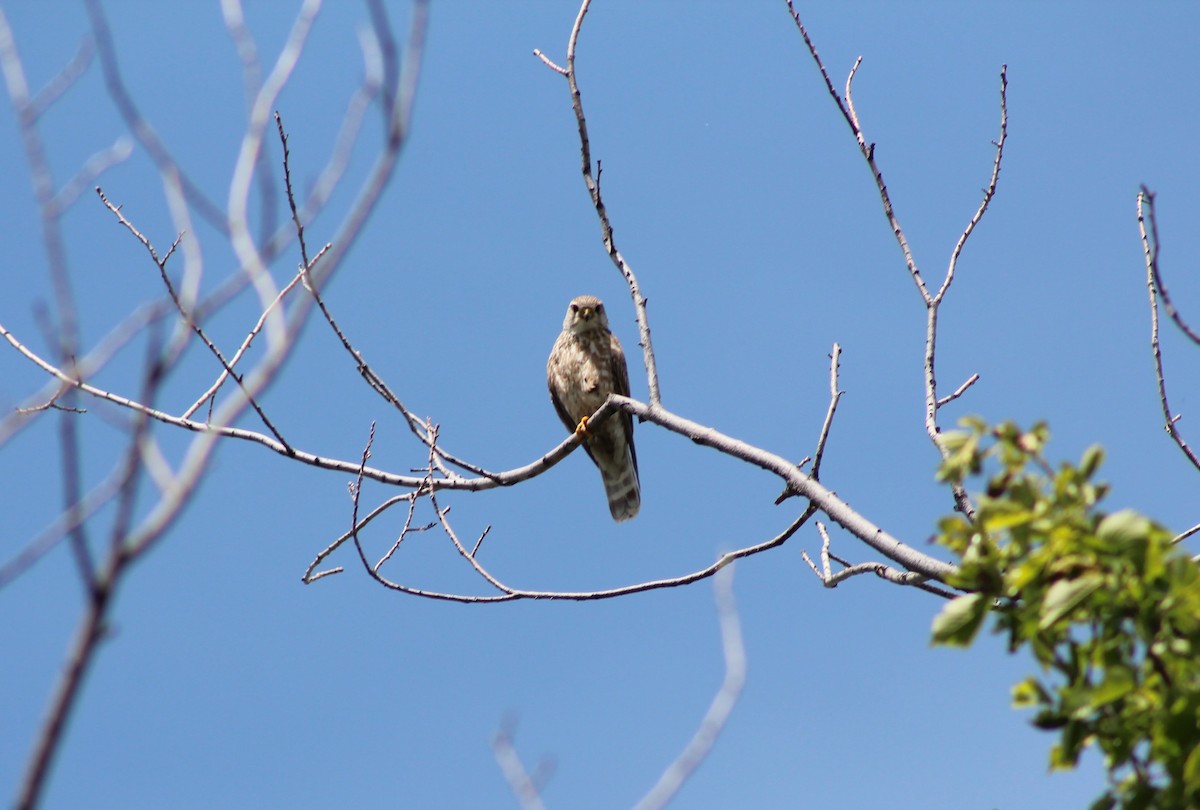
[547, 295, 640, 522]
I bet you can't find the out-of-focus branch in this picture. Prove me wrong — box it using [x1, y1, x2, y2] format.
[16, 329, 165, 810]
[27, 35, 92, 120]
[492, 567, 743, 810]
[5, 5, 429, 805]
[226, 0, 321, 361]
[0, 5, 87, 400]
[85, 0, 227, 230]
[1138, 188, 1200, 472]
[492, 718, 552, 810]
[220, 0, 277, 244]
[534, 0, 662, 407]
[301, 0, 427, 295]
[632, 565, 745, 810]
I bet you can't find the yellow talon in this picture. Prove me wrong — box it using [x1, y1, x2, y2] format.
[574, 415, 590, 436]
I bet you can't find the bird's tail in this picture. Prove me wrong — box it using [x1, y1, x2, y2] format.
[601, 447, 640, 522]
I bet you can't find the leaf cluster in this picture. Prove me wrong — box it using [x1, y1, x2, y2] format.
[931, 419, 1200, 810]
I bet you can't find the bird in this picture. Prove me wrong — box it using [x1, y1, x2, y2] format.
[546, 295, 640, 521]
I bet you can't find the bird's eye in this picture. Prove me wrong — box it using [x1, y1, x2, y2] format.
[596, 304, 604, 313]
[570, 304, 579, 313]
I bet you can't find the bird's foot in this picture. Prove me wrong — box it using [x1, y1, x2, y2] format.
[574, 416, 590, 436]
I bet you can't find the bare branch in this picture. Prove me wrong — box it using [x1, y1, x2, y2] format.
[801, 523, 958, 599]
[1138, 187, 1200, 346]
[937, 373, 980, 408]
[775, 342, 842, 504]
[938, 66, 1008, 303]
[11, 297, 960, 592]
[337, 493, 813, 604]
[181, 266, 308, 422]
[785, 5, 927, 303]
[15, 396, 85, 416]
[95, 187, 292, 449]
[811, 342, 843, 480]
[0, 298, 174, 450]
[17, 566, 111, 810]
[302, 493, 415, 583]
[786, 4, 1006, 519]
[531, 48, 566, 75]
[58, 390, 95, 596]
[274, 109, 493, 478]
[1138, 187, 1200, 472]
[5, 4, 440, 803]
[1172, 521, 1200, 546]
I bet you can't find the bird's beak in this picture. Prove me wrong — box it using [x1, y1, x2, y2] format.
[579, 307, 593, 321]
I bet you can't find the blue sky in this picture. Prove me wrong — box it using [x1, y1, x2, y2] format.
[3, 2, 1200, 808]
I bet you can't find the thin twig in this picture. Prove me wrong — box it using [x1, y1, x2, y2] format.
[785, 4, 927, 303]
[1139, 187, 1200, 346]
[811, 342, 843, 480]
[775, 343, 842, 504]
[1138, 188, 1200, 472]
[936, 373, 980, 408]
[340, 498, 813, 604]
[274, 110, 493, 478]
[95, 187, 292, 449]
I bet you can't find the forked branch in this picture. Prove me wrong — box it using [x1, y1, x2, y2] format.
[786, 2, 1007, 518]
[1138, 188, 1200, 472]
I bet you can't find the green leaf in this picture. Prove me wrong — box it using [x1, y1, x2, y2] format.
[1039, 573, 1104, 629]
[1079, 444, 1104, 479]
[931, 592, 988, 647]
[1089, 668, 1135, 708]
[1095, 510, 1150, 548]
[1012, 677, 1048, 709]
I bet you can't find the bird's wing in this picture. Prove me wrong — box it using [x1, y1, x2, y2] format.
[609, 332, 638, 477]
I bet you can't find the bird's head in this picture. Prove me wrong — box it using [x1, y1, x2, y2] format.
[563, 295, 609, 334]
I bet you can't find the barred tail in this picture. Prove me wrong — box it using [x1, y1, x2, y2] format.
[601, 447, 640, 522]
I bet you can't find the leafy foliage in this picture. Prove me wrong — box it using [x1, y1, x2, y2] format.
[931, 419, 1200, 810]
